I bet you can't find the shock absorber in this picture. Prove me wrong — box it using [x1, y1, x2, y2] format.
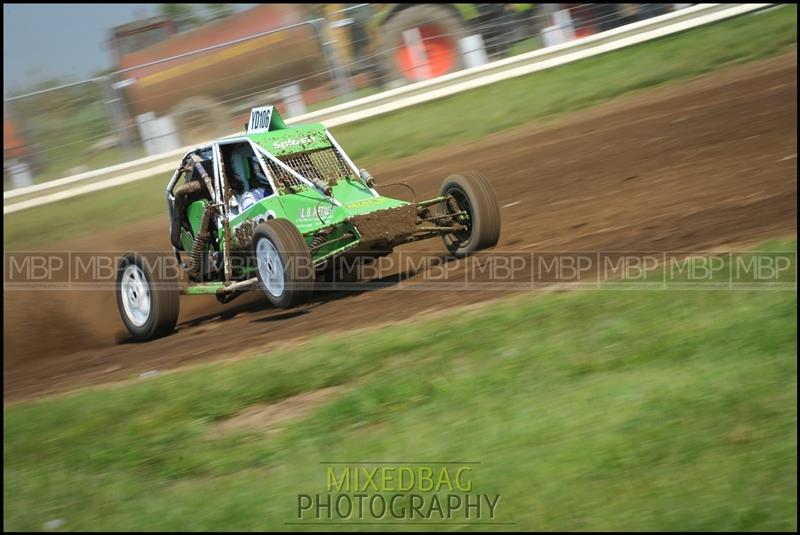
[187, 233, 208, 278]
[359, 168, 376, 188]
[186, 205, 214, 278]
[310, 231, 329, 250]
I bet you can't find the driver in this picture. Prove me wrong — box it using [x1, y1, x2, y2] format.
[230, 144, 272, 213]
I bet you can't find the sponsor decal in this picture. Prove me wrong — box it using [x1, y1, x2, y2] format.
[273, 136, 316, 151]
[346, 198, 388, 209]
[298, 206, 333, 221]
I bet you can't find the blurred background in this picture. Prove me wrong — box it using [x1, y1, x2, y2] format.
[3, 5, 796, 531]
[3, 3, 686, 190]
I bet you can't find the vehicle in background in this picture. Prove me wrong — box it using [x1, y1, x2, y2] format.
[326, 3, 540, 85]
[107, 3, 679, 146]
[108, 5, 326, 143]
[330, 3, 676, 85]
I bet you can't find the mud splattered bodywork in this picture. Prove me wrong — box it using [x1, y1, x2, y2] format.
[164, 106, 470, 298]
[347, 204, 419, 249]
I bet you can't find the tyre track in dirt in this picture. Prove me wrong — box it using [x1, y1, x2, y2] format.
[4, 52, 796, 401]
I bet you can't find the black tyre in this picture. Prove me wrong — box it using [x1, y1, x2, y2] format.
[252, 219, 315, 308]
[116, 253, 180, 341]
[379, 4, 467, 84]
[439, 171, 501, 257]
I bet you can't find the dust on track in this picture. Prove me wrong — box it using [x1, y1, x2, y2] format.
[4, 52, 797, 402]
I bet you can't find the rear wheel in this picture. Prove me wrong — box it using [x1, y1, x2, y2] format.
[252, 219, 315, 308]
[116, 254, 180, 341]
[439, 172, 501, 257]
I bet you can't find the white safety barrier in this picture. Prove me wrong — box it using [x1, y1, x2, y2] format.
[3, 3, 775, 214]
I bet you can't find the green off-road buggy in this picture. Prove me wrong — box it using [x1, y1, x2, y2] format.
[116, 106, 501, 341]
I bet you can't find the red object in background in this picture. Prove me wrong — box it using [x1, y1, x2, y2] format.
[395, 24, 458, 81]
[4, 117, 27, 160]
[563, 3, 607, 38]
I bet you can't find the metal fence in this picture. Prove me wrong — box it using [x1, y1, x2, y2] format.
[3, 3, 684, 191]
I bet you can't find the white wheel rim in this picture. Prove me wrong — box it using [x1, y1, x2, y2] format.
[256, 238, 285, 298]
[120, 264, 151, 327]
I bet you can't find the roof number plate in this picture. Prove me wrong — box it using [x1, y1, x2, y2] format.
[248, 106, 274, 134]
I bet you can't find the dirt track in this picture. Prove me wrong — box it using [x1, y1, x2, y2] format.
[4, 52, 797, 402]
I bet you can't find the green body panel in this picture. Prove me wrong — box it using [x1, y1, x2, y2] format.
[226, 178, 409, 253]
[183, 282, 225, 295]
[247, 124, 330, 157]
[180, 230, 193, 253]
[187, 200, 209, 234]
[223, 117, 410, 257]
[180, 111, 421, 281]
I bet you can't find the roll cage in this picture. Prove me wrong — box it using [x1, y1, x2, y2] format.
[165, 129, 378, 272]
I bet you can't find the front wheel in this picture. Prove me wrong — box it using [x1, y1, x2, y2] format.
[252, 219, 315, 308]
[439, 171, 501, 258]
[116, 254, 180, 341]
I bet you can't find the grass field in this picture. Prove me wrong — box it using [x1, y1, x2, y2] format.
[3, 173, 169, 249]
[4, 5, 797, 251]
[4, 239, 796, 531]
